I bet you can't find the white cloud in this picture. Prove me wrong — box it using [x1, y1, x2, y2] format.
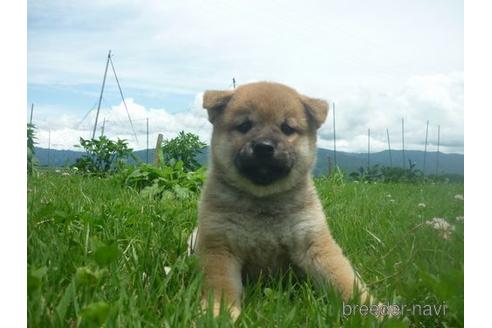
[34, 93, 212, 151]
[34, 72, 463, 154]
[318, 72, 463, 153]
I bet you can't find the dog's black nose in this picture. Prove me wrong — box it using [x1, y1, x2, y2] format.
[252, 140, 275, 158]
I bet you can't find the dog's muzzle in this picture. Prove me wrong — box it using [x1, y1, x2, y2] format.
[235, 140, 293, 185]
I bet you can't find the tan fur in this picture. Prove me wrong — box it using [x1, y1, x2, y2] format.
[197, 82, 371, 320]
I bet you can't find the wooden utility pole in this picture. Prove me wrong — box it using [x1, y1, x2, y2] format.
[435, 125, 440, 176]
[29, 103, 34, 125]
[92, 50, 111, 140]
[386, 128, 393, 166]
[146, 118, 149, 163]
[401, 118, 405, 169]
[423, 120, 429, 174]
[367, 128, 371, 170]
[332, 101, 337, 167]
[154, 134, 164, 166]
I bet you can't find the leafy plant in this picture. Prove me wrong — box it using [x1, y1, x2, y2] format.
[120, 132, 207, 200]
[74, 136, 135, 175]
[124, 161, 205, 200]
[27, 123, 38, 175]
[159, 131, 206, 172]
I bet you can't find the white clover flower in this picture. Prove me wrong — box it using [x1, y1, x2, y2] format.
[426, 218, 455, 240]
[163, 266, 171, 275]
[454, 194, 464, 201]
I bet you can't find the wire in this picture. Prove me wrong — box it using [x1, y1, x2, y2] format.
[76, 98, 99, 128]
[109, 55, 139, 143]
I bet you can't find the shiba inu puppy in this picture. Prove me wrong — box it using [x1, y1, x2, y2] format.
[196, 82, 371, 319]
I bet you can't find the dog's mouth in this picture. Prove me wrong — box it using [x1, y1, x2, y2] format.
[234, 152, 293, 186]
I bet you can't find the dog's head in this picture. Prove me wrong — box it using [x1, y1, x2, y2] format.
[203, 82, 328, 197]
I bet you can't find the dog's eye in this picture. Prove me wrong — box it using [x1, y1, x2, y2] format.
[236, 120, 253, 133]
[281, 122, 296, 135]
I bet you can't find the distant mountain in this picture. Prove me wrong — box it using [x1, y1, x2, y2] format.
[34, 148, 84, 167]
[313, 149, 463, 176]
[34, 146, 464, 176]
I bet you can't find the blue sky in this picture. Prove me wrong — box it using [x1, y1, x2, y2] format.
[27, 0, 463, 153]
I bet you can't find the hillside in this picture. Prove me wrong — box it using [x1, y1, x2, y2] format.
[314, 148, 463, 176]
[34, 146, 464, 176]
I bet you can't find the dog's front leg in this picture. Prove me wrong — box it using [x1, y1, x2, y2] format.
[200, 251, 243, 320]
[294, 229, 372, 304]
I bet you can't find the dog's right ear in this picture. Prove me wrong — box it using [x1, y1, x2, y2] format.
[202, 90, 234, 124]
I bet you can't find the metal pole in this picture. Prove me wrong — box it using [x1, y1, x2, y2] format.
[332, 101, 337, 167]
[29, 103, 34, 125]
[146, 118, 149, 163]
[402, 118, 405, 169]
[47, 130, 51, 167]
[386, 128, 392, 166]
[367, 128, 370, 170]
[232, 77, 236, 89]
[435, 125, 440, 176]
[92, 50, 111, 140]
[423, 120, 429, 174]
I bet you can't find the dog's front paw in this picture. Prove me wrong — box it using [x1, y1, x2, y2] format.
[200, 299, 241, 321]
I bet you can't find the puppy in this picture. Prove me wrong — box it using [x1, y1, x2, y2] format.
[196, 82, 371, 319]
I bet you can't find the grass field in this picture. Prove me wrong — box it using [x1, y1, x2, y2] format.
[27, 170, 464, 327]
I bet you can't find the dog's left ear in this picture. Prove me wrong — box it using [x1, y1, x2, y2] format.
[301, 96, 329, 129]
[203, 90, 234, 124]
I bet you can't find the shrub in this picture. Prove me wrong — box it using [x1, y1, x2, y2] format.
[74, 136, 135, 175]
[349, 161, 424, 183]
[159, 131, 206, 172]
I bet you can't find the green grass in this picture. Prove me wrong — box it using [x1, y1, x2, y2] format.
[28, 170, 463, 327]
